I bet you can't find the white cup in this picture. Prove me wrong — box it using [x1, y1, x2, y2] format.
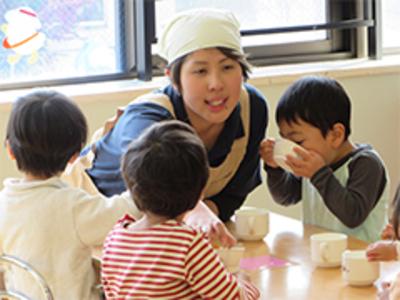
[234, 207, 269, 241]
[310, 232, 347, 267]
[273, 139, 304, 173]
[217, 245, 245, 273]
[342, 250, 380, 286]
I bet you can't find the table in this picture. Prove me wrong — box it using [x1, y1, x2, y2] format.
[240, 213, 399, 300]
[93, 213, 400, 299]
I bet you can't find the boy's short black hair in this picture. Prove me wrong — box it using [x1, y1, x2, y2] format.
[121, 120, 209, 219]
[167, 47, 251, 93]
[276, 76, 351, 139]
[6, 90, 87, 178]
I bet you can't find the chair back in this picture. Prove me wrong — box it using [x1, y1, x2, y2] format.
[0, 254, 53, 300]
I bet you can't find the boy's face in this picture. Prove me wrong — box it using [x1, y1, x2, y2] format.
[278, 119, 337, 165]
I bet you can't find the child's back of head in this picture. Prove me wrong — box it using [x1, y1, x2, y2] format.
[121, 120, 209, 219]
[6, 90, 87, 178]
[276, 75, 352, 139]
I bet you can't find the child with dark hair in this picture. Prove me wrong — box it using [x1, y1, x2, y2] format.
[0, 90, 139, 299]
[101, 120, 259, 299]
[260, 75, 388, 242]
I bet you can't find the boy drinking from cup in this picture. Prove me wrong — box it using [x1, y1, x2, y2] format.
[260, 75, 388, 242]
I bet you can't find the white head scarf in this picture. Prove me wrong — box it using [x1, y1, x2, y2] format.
[158, 8, 243, 64]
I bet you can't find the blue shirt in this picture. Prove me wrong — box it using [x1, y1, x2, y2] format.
[87, 83, 268, 221]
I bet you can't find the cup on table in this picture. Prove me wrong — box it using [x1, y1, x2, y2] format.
[217, 245, 245, 273]
[342, 250, 380, 286]
[234, 207, 269, 241]
[273, 139, 304, 173]
[310, 232, 347, 267]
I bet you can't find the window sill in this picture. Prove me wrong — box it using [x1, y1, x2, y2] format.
[1, 55, 400, 107]
[249, 54, 400, 86]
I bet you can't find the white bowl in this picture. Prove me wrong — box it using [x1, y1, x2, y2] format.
[342, 250, 380, 286]
[273, 139, 303, 173]
[234, 207, 269, 241]
[218, 245, 245, 273]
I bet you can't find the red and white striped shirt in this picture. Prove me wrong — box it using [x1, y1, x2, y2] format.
[101, 215, 259, 300]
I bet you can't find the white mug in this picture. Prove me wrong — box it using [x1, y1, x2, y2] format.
[234, 207, 269, 241]
[217, 245, 245, 273]
[273, 139, 304, 173]
[310, 232, 347, 267]
[342, 250, 380, 286]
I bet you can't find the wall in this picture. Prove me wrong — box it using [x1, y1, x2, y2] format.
[1, 64, 399, 220]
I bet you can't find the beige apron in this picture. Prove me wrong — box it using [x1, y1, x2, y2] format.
[62, 87, 250, 198]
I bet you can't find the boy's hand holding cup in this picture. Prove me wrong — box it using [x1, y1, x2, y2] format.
[286, 146, 325, 178]
[262, 137, 326, 178]
[259, 138, 279, 168]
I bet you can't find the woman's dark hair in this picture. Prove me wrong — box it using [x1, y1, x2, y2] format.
[121, 120, 209, 219]
[167, 47, 251, 93]
[276, 76, 352, 139]
[6, 90, 87, 178]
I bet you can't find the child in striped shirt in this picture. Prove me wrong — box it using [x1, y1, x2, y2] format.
[101, 120, 259, 299]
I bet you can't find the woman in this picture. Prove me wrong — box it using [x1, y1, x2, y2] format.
[67, 8, 268, 245]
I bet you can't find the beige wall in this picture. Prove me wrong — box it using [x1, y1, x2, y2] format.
[1, 71, 399, 219]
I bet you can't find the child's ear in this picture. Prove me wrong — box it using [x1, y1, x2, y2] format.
[68, 152, 80, 164]
[329, 123, 346, 148]
[5, 140, 15, 160]
[164, 68, 171, 78]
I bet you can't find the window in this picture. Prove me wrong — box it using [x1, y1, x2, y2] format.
[382, 0, 400, 51]
[0, 0, 387, 89]
[154, 0, 377, 68]
[0, 0, 126, 89]
[156, 0, 327, 46]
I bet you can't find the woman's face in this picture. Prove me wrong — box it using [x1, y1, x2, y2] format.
[177, 48, 243, 128]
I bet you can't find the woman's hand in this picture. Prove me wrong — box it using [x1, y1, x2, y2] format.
[259, 138, 279, 168]
[184, 200, 236, 248]
[366, 241, 398, 261]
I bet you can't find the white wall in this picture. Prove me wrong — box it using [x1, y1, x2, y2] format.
[1, 69, 399, 220]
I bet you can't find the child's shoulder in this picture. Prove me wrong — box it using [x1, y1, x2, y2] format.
[349, 144, 385, 167]
[345, 144, 387, 178]
[1, 176, 80, 197]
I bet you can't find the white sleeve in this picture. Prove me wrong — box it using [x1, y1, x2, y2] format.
[72, 190, 142, 246]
